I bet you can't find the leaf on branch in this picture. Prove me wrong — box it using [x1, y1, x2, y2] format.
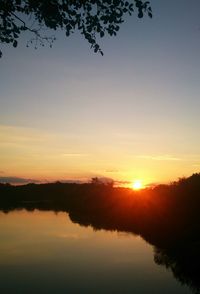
[13, 40, 18, 47]
[0, 0, 153, 58]
[100, 31, 104, 38]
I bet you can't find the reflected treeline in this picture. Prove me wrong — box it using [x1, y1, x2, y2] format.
[154, 244, 200, 294]
[1, 173, 200, 293]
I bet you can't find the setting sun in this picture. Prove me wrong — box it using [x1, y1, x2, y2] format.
[132, 180, 143, 190]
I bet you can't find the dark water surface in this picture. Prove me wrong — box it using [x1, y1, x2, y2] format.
[0, 210, 192, 294]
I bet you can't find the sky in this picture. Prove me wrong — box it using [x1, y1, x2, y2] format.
[0, 0, 200, 186]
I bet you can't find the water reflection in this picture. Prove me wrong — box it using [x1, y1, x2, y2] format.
[1, 176, 200, 293]
[154, 246, 200, 294]
[0, 209, 194, 294]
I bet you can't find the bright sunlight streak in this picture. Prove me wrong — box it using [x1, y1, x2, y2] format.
[132, 180, 143, 190]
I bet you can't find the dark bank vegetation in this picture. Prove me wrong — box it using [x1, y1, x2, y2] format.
[0, 173, 200, 293]
[1, 173, 200, 247]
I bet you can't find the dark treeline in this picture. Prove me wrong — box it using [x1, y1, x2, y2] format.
[0, 173, 200, 293]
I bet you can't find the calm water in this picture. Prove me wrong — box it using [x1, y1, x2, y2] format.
[0, 210, 192, 294]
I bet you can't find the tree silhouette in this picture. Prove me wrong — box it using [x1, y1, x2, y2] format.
[0, 0, 152, 57]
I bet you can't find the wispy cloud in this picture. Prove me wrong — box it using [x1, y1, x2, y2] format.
[192, 164, 200, 168]
[105, 169, 119, 173]
[0, 177, 39, 184]
[62, 153, 89, 157]
[115, 180, 132, 185]
[137, 155, 181, 161]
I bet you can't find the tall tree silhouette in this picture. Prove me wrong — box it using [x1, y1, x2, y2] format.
[0, 0, 152, 57]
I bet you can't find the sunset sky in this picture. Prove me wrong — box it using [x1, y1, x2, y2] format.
[0, 0, 200, 186]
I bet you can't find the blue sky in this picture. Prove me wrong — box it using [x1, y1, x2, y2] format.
[0, 0, 200, 185]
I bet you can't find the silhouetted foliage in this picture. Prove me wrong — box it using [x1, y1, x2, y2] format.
[1, 173, 200, 292]
[0, 0, 152, 57]
[91, 177, 114, 186]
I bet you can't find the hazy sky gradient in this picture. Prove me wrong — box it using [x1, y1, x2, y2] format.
[0, 0, 200, 185]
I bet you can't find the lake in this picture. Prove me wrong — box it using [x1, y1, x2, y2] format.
[0, 210, 192, 294]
